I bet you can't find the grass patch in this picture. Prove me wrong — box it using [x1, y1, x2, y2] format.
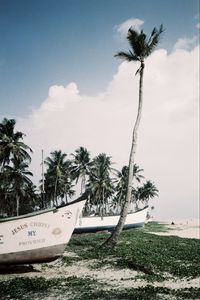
[142, 221, 171, 233]
[115, 229, 200, 278]
[81, 286, 200, 299]
[61, 255, 81, 265]
[68, 223, 200, 278]
[0, 276, 103, 300]
[0, 277, 51, 299]
[1, 277, 199, 299]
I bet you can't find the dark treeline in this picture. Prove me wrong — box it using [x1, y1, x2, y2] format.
[0, 118, 158, 218]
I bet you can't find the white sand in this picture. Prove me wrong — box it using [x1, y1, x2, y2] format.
[152, 218, 200, 239]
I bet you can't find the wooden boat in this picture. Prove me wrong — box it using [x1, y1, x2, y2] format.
[0, 193, 87, 265]
[74, 206, 148, 233]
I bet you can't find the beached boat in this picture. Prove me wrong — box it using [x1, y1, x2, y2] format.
[74, 206, 148, 233]
[0, 193, 87, 265]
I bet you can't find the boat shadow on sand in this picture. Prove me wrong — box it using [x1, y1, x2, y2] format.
[0, 264, 39, 274]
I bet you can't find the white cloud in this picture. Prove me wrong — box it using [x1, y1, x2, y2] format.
[196, 23, 200, 29]
[18, 43, 199, 220]
[40, 82, 80, 112]
[116, 18, 144, 38]
[173, 36, 198, 50]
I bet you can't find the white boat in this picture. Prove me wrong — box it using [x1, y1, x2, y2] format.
[0, 194, 87, 265]
[74, 206, 148, 233]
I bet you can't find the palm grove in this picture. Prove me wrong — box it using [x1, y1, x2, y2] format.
[0, 118, 158, 218]
[0, 24, 163, 243]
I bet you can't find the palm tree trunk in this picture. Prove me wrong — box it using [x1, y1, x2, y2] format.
[103, 62, 145, 248]
[16, 195, 20, 216]
[64, 184, 68, 204]
[118, 190, 123, 213]
[54, 176, 58, 206]
[80, 175, 86, 195]
[101, 187, 105, 219]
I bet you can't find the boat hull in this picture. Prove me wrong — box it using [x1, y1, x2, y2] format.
[0, 243, 66, 265]
[0, 196, 86, 265]
[74, 206, 148, 233]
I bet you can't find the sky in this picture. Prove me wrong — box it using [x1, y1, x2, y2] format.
[0, 0, 199, 220]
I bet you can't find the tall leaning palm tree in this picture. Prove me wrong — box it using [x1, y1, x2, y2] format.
[104, 25, 164, 248]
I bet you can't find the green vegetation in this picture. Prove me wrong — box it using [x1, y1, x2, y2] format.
[114, 232, 200, 278]
[1, 223, 200, 299]
[0, 276, 103, 300]
[61, 255, 82, 266]
[0, 118, 38, 216]
[142, 221, 171, 233]
[68, 223, 200, 279]
[1, 276, 200, 300]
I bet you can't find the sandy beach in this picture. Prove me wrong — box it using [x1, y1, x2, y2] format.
[1, 220, 200, 299]
[151, 218, 200, 239]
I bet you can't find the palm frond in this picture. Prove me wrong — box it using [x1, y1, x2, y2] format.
[116, 24, 164, 63]
[127, 28, 143, 58]
[115, 51, 138, 62]
[145, 24, 164, 57]
[127, 28, 139, 47]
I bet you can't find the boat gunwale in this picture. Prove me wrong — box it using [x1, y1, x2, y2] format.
[0, 191, 88, 223]
[81, 205, 148, 219]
